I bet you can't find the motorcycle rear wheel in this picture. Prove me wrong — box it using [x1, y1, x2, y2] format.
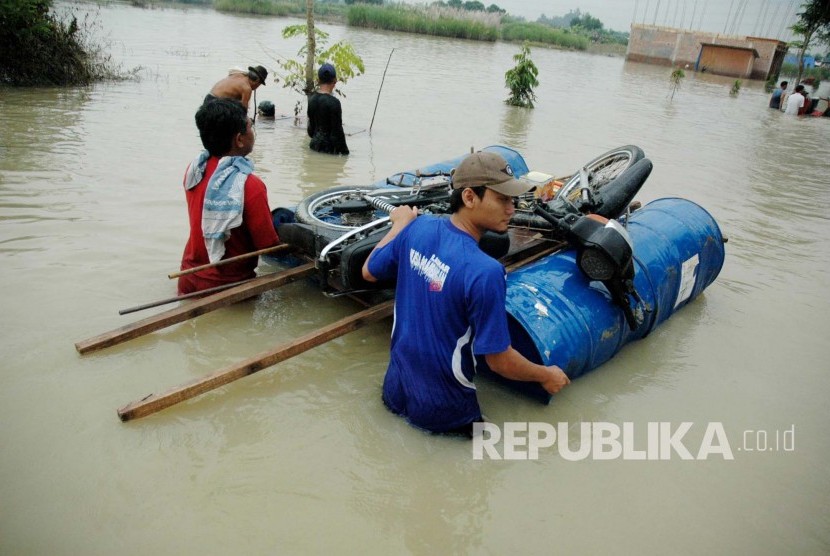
[296, 186, 449, 233]
[556, 145, 645, 204]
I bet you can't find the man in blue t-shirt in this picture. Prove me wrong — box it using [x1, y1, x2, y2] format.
[362, 151, 570, 434]
[769, 80, 788, 109]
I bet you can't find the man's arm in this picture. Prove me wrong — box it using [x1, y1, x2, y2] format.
[485, 347, 570, 395]
[307, 96, 316, 138]
[362, 206, 418, 282]
[333, 98, 349, 154]
[240, 88, 252, 111]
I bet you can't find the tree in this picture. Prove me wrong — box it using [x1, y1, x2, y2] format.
[275, 20, 365, 117]
[304, 0, 315, 95]
[789, 0, 830, 85]
[463, 1, 485, 11]
[504, 42, 539, 108]
[570, 12, 603, 31]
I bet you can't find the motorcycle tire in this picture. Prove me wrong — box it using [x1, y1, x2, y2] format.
[295, 186, 447, 233]
[556, 145, 645, 205]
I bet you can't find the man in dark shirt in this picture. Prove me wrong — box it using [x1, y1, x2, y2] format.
[307, 63, 349, 155]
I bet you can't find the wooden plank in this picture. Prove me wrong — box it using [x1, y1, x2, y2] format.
[75, 263, 316, 355]
[117, 299, 394, 421]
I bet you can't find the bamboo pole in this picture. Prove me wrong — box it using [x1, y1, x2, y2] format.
[168, 243, 294, 279]
[75, 263, 316, 355]
[117, 299, 394, 422]
[369, 49, 394, 133]
[119, 278, 256, 316]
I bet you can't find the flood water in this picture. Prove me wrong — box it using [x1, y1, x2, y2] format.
[1, 2, 829, 554]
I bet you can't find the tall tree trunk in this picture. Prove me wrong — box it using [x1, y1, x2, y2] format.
[304, 0, 316, 96]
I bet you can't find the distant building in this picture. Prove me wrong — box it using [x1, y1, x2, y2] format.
[626, 24, 787, 80]
[784, 54, 815, 68]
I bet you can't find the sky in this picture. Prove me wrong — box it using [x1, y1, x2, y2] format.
[475, 0, 803, 42]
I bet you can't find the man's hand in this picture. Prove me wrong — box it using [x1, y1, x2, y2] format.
[540, 365, 570, 395]
[389, 205, 418, 227]
[362, 205, 418, 283]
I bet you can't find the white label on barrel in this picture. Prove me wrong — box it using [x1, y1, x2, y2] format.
[675, 254, 700, 308]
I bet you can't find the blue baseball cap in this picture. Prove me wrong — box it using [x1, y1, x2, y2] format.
[318, 63, 337, 83]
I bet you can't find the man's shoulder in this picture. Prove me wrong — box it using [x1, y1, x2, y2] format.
[243, 172, 268, 195]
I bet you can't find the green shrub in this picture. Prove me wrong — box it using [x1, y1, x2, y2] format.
[347, 4, 499, 41]
[0, 0, 123, 86]
[500, 22, 588, 50]
[505, 41, 539, 107]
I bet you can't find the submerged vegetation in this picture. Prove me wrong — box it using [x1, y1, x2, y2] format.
[0, 0, 126, 86]
[504, 42, 539, 108]
[669, 68, 685, 102]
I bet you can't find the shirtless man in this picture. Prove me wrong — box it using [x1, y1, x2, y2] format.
[205, 65, 268, 111]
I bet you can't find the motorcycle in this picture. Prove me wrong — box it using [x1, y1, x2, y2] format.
[274, 145, 653, 330]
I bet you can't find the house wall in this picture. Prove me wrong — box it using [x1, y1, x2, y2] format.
[626, 24, 787, 81]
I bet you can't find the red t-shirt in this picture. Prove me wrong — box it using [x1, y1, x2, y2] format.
[178, 156, 279, 294]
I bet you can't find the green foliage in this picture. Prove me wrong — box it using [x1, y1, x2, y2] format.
[669, 68, 685, 102]
[0, 0, 123, 85]
[779, 62, 828, 87]
[344, 0, 382, 4]
[213, 0, 345, 16]
[504, 42, 539, 108]
[500, 22, 589, 50]
[274, 24, 364, 115]
[431, 0, 504, 14]
[730, 79, 741, 96]
[347, 4, 499, 41]
[570, 12, 603, 31]
[537, 9, 579, 27]
[789, 0, 830, 84]
[537, 9, 627, 45]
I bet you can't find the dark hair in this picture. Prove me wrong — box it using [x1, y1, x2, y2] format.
[195, 98, 248, 156]
[781, 81, 788, 87]
[449, 186, 486, 213]
[795, 84, 805, 93]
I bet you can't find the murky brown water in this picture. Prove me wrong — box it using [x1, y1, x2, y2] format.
[1, 3, 829, 554]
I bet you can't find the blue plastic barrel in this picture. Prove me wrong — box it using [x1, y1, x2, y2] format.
[489, 197, 726, 402]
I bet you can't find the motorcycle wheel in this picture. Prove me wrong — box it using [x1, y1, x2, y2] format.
[295, 186, 412, 233]
[556, 145, 645, 204]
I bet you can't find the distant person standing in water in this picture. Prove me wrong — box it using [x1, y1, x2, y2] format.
[205, 65, 268, 112]
[307, 63, 349, 155]
[784, 84, 806, 116]
[769, 80, 787, 109]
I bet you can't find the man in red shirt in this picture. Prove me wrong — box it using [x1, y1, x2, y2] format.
[178, 98, 279, 294]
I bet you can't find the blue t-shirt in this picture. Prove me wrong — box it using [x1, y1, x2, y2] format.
[770, 88, 784, 109]
[367, 216, 511, 432]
